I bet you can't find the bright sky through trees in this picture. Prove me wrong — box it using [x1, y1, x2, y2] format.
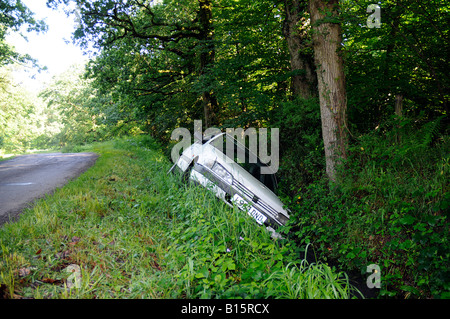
[6, 0, 86, 92]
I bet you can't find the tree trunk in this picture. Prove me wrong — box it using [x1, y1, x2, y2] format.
[309, 0, 348, 182]
[198, 0, 218, 128]
[283, 0, 316, 98]
[395, 93, 403, 117]
[394, 93, 403, 144]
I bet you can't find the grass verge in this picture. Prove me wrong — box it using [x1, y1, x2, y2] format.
[0, 136, 356, 299]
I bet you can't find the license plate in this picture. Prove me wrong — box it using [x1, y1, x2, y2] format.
[232, 194, 248, 210]
[232, 194, 267, 225]
[247, 207, 267, 225]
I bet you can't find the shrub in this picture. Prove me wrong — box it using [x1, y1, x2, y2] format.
[282, 117, 450, 298]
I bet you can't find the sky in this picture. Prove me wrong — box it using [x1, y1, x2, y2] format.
[6, 0, 88, 92]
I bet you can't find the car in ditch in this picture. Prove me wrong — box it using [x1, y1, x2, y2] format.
[169, 132, 289, 236]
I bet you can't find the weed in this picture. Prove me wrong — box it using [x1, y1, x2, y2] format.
[282, 118, 449, 298]
[0, 136, 354, 299]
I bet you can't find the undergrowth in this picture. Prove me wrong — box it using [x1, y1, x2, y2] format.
[281, 117, 449, 299]
[0, 136, 355, 299]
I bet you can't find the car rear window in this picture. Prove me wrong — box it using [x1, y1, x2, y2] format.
[210, 135, 277, 192]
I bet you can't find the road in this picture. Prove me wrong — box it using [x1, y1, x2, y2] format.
[0, 152, 98, 226]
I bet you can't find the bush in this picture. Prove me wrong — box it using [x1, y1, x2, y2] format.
[282, 117, 450, 298]
[273, 97, 325, 195]
[165, 183, 354, 299]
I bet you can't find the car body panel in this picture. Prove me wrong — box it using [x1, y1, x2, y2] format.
[171, 133, 289, 228]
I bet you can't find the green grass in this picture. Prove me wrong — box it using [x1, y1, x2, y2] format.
[282, 119, 449, 298]
[0, 136, 356, 299]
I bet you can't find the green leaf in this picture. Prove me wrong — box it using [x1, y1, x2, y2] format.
[346, 252, 356, 259]
[400, 215, 415, 225]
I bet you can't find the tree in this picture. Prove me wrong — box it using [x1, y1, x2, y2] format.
[0, 0, 46, 67]
[309, 0, 348, 181]
[210, 0, 288, 128]
[342, 0, 449, 131]
[39, 63, 106, 146]
[282, 0, 316, 99]
[197, 0, 218, 128]
[0, 68, 52, 152]
[47, 0, 219, 127]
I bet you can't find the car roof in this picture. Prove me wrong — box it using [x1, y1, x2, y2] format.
[206, 132, 277, 177]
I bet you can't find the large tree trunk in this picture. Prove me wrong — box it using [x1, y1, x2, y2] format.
[283, 0, 316, 98]
[309, 0, 348, 181]
[198, 0, 218, 128]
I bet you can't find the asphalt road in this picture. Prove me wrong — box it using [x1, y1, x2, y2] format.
[0, 152, 98, 226]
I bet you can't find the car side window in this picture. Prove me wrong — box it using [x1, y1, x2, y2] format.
[211, 135, 278, 193]
[210, 135, 224, 154]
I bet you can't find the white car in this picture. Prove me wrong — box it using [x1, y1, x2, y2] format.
[169, 133, 289, 233]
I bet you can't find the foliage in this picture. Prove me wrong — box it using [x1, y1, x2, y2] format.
[0, 68, 58, 153]
[0, 136, 354, 299]
[45, 0, 290, 135]
[39, 64, 107, 147]
[341, 0, 449, 130]
[164, 181, 353, 299]
[1, 0, 449, 299]
[282, 119, 450, 298]
[273, 96, 324, 193]
[0, 0, 46, 67]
